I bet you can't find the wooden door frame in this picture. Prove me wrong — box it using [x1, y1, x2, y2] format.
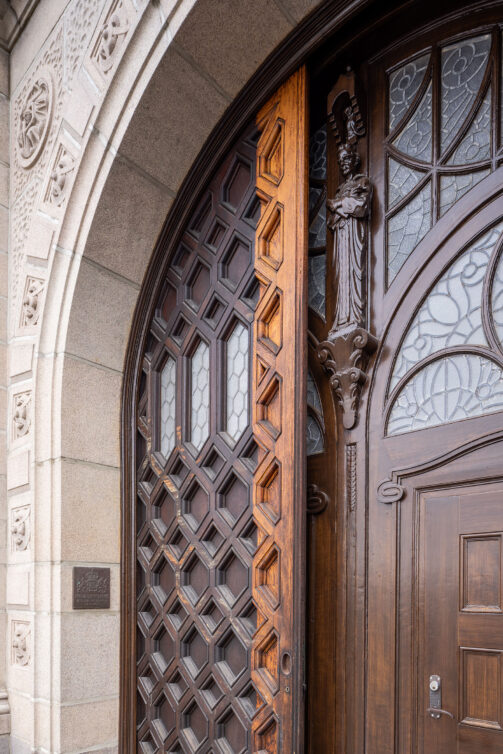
[119, 1, 498, 751]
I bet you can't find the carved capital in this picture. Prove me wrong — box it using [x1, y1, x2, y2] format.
[317, 327, 378, 429]
[307, 483, 329, 515]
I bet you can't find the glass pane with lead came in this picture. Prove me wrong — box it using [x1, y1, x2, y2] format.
[440, 34, 491, 153]
[388, 53, 430, 132]
[160, 356, 177, 458]
[191, 341, 210, 450]
[226, 322, 249, 442]
[388, 354, 503, 435]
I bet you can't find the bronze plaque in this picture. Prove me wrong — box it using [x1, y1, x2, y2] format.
[73, 567, 110, 609]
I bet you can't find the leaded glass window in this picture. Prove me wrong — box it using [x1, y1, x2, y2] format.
[226, 321, 249, 442]
[160, 356, 176, 458]
[387, 219, 503, 435]
[307, 370, 324, 456]
[190, 340, 210, 450]
[385, 31, 499, 283]
[308, 124, 327, 319]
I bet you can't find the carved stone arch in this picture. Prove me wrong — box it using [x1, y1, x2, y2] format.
[23, 2, 334, 751]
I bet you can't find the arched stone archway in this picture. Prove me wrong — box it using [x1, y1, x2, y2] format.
[6, 0, 328, 751]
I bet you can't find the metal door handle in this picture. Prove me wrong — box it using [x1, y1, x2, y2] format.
[426, 707, 454, 720]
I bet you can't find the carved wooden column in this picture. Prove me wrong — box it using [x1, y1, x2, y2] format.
[315, 69, 378, 753]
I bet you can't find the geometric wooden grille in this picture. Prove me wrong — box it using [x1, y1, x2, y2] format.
[133, 65, 307, 753]
[135, 124, 261, 753]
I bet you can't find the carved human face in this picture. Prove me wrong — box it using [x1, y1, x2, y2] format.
[338, 144, 359, 177]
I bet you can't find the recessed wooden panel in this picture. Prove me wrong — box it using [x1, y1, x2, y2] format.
[258, 290, 283, 354]
[461, 649, 503, 729]
[462, 535, 502, 612]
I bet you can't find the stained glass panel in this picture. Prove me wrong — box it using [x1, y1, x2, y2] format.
[440, 34, 491, 153]
[388, 158, 425, 208]
[393, 82, 432, 163]
[307, 370, 323, 415]
[308, 254, 326, 319]
[387, 182, 431, 282]
[447, 88, 491, 165]
[391, 222, 503, 389]
[388, 354, 503, 435]
[226, 321, 249, 442]
[191, 340, 210, 450]
[388, 53, 430, 132]
[439, 169, 490, 216]
[307, 414, 324, 456]
[491, 248, 503, 348]
[309, 124, 327, 180]
[309, 202, 327, 249]
[160, 356, 176, 458]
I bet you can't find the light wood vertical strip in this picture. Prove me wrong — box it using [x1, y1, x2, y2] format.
[252, 66, 308, 753]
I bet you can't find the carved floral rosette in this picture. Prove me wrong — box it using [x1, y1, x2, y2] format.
[16, 70, 54, 169]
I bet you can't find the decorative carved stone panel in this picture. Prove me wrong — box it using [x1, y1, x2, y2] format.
[11, 506, 30, 552]
[11, 621, 30, 666]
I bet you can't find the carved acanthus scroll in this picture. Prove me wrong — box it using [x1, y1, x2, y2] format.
[317, 69, 377, 430]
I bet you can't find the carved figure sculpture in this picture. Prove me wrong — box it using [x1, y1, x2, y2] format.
[317, 70, 378, 430]
[327, 142, 372, 333]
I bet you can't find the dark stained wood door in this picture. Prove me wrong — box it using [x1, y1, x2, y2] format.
[422, 481, 503, 753]
[305, 6, 503, 753]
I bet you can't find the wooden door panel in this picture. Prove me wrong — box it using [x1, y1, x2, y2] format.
[421, 482, 503, 753]
[253, 67, 308, 753]
[127, 67, 308, 754]
[364, 12, 503, 752]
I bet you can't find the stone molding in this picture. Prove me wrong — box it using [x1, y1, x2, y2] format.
[0, 1, 40, 52]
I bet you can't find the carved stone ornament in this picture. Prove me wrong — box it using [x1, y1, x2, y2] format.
[307, 483, 329, 515]
[47, 146, 75, 207]
[11, 505, 30, 551]
[317, 69, 378, 430]
[17, 75, 53, 168]
[376, 478, 405, 504]
[12, 391, 32, 439]
[94, 1, 129, 74]
[12, 621, 30, 666]
[20, 277, 44, 328]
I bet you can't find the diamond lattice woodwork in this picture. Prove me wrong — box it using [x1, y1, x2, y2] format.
[133, 67, 307, 753]
[135, 125, 259, 753]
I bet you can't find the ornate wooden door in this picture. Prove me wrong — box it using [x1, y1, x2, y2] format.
[364, 15, 503, 754]
[123, 69, 308, 753]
